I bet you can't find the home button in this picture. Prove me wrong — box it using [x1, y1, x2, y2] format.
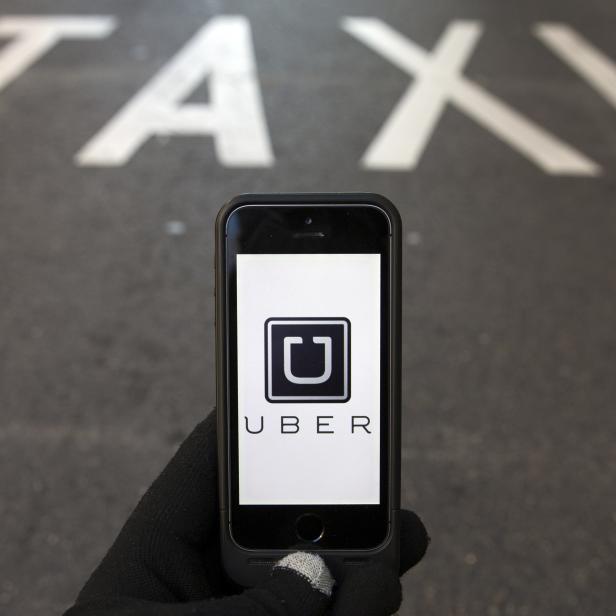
[296, 513, 324, 543]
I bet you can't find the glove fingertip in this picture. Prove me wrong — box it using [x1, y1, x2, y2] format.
[245, 552, 333, 616]
[274, 552, 335, 597]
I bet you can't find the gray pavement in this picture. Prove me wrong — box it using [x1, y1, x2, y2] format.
[1, 1, 615, 615]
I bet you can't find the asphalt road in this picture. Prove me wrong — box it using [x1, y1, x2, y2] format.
[1, 1, 615, 615]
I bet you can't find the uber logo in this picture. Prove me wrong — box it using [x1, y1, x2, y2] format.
[265, 318, 350, 402]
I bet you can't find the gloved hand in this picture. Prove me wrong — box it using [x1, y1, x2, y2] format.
[64, 411, 429, 616]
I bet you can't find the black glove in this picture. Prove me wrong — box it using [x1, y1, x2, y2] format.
[64, 411, 428, 616]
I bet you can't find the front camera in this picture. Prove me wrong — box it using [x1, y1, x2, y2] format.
[305, 217, 312, 225]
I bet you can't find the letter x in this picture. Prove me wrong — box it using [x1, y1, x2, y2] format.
[342, 18, 599, 175]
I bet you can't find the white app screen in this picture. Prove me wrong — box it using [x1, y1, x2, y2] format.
[236, 253, 381, 505]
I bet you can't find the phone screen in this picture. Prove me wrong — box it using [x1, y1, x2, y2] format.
[236, 253, 381, 505]
[224, 204, 392, 549]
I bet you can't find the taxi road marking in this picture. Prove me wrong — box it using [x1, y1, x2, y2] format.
[343, 17, 600, 175]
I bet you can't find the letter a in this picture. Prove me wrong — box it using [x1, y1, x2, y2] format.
[77, 16, 273, 167]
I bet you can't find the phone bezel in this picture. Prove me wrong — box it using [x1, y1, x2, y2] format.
[223, 203, 393, 550]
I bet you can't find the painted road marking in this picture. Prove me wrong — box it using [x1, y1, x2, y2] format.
[342, 18, 600, 175]
[164, 220, 187, 236]
[354, 20, 483, 171]
[0, 15, 612, 174]
[0, 16, 115, 93]
[535, 23, 616, 110]
[76, 16, 273, 167]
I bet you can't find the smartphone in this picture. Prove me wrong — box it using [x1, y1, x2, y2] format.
[215, 193, 401, 586]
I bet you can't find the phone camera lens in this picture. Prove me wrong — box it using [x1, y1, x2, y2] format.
[305, 217, 312, 225]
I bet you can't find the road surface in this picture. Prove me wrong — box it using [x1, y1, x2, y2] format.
[0, 1, 615, 614]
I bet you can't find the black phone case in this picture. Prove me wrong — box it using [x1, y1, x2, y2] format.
[215, 193, 402, 586]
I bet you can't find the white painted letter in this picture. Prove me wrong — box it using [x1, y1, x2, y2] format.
[342, 18, 599, 175]
[77, 16, 273, 167]
[535, 23, 616, 110]
[0, 16, 115, 93]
